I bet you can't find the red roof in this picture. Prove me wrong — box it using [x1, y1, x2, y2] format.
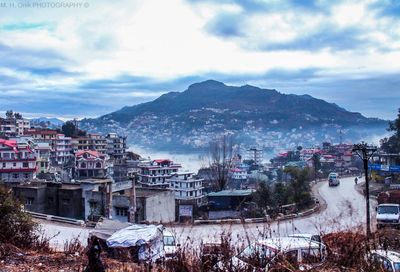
[76, 150, 101, 158]
[154, 159, 171, 163]
[0, 139, 17, 149]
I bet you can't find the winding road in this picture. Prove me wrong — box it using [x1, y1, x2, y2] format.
[41, 176, 376, 250]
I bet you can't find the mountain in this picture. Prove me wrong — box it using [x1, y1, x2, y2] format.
[80, 80, 387, 152]
[30, 117, 64, 128]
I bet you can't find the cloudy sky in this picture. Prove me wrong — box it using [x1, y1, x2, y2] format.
[0, 0, 399, 120]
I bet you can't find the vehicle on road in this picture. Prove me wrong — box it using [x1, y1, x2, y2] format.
[376, 204, 400, 229]
[163, 230, 178, 259]
[217, 237, 326, 271]
[369, 250, 400, 272]
[328, 172, 340, 187]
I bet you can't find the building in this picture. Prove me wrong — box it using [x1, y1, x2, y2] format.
[111, 188, 175, 223]
[204, 189, 254, 219]
[168, 172, 204, 206]
[53, 134, 73, 165]
[72, 134, 107, 154]
[0, 139, 37, 182]
[105, 133, 127, 159]
[246, 147, 263, 165]
[138, 159, 181, 187]
[35, 142, 51, 173]
[0, 117, 30, 137]
[75, 150, 109, 179]
[24, 128, 58, 144]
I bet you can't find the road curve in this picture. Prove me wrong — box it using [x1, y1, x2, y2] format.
[41, 176, 376, 249]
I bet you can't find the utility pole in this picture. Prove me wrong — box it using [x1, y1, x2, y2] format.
[128, 173, 137, 223]
[352, 142, 377, 237]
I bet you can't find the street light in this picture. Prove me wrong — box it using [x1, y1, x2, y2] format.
[352, 142, 377, 236]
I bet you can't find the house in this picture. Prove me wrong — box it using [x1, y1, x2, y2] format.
[204, 189, 255, 219]
[0, 116, 30, 137]
[138, 159, 181, 187]
[23, 128, 58, 144]
[53, 134, 73, 165]
[0, 139, 37, 182]
[168, 171, 204, 206]
[75, 150, 110, 179]
[35, 142, 51, 173]
[72, 134, 107, 154]
[105, 133, 127, 159]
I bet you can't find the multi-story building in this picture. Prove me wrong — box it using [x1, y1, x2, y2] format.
[23, 128, 58, 144]
[72, 134, 107, 154]
[0, 139, 36, 182]
[105, 133, 127, 159]
[0, 117, 30, 137]
[75, 150, 109, 179]
[35, 142, 51, 173]
[168, 172, 204, 206]
[53, 134, 73, 165]
[138, 159, 181, 187]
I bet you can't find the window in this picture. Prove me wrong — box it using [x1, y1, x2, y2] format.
[24, 173, 29, 179]
[62, 198, 70, 205]
[13, 173, 19, 179]
[301, 248, 322, 264]
[2, 163, 5, 168]
[96, 162, 102, 168]
[23, 162, 29, 168]
[13, 162, 16, 167]
[81, 162, 86, 168]
[115, 207, 128, 217]
[25, 197, 34, 205]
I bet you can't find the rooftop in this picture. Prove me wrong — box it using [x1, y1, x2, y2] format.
[208, 189, 255, 197]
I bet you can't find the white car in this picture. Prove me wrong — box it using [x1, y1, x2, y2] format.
[217, 237, 326, 271]
[163, 230, 178, 258]
[376, 204, 400, 229]
[369, 250, 400, 272]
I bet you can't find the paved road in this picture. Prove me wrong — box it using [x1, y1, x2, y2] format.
[41, 176, 376, 250]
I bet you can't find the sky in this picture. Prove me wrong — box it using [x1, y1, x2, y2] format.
[0, 0, 399, 120]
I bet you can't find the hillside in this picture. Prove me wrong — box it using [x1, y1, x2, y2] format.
[80, 80, 386, 151]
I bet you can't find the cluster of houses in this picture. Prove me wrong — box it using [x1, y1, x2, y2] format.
[0, 113, 205, 224]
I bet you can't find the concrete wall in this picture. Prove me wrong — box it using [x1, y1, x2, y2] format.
[57, 188, 83, 219]
[14, 186, 47, 213]
[145, 191, 175, 223]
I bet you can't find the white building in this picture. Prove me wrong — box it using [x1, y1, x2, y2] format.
[53, 134, 73, 164]
[168, 172, 204, 206]
[35, 142, 51, 173]
[137, 159, 181, 187]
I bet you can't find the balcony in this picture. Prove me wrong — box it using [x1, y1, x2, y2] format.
[0, 167, 37, 173]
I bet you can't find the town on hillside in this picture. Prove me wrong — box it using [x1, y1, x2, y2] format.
[1, 109, 400, 271]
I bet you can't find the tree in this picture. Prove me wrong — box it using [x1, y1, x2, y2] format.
[312, 153, 321, 181]
[284, 167, 312, 209]
[380, 108, 400, 154]
[14, 112, 22, 119]
[253, 182, 272, 211]
[208, 135, 233, 191]
[5, 110, 13, 119]
[62, 121, 87, 137]
[0, 186, 39, 248]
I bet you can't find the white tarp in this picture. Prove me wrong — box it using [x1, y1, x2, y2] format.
[106, 224, 163, 248]
[106, 224, 165, 262]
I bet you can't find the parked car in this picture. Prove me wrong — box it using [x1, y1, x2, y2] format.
[369, 250, 400, 272]
[288, 233, 322, 244]
[163, 230, 178, 258]
[328, 172, 340, 187]
[216, 237, 326, 271]
[376, 204, 400, 229]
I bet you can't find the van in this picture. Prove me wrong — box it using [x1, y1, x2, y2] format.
[328, 172, 340, 186]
